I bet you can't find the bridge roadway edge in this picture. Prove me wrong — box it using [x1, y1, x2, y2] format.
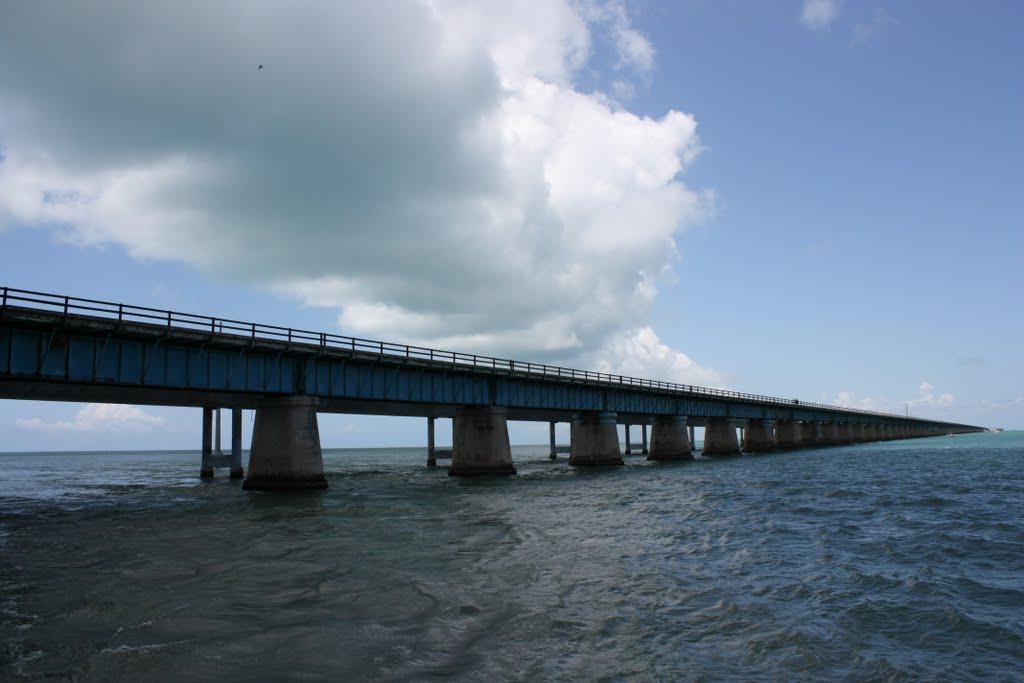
[0, 305, 981, 431]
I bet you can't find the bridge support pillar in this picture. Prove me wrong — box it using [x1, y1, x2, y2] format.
[776, 420, 802, 450]
[801, 422, 819, 447]
[200, 406, 215, 478]
[743, 419, 776, 453]
[841, 423, 857, 443]
[549, 421, 557, 459]
[703, 417, 741, 456]
[427, 417, 438, 467]
[834, 423, 849, 444]
[689, 425, 696, 450]
[570, 412, 624, 466]
[624, 424, 633, 455]
[229, 408, 244, 479]
[853, 423, 866, 443]
[648, 415, 692, 461]
[449, 406, 516, 476]
[641, 424, 648, 455]
[820, 422, 839, 446]
[243, 396, 327, 491]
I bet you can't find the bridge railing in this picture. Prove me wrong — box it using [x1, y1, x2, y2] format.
[0, 286, 950, 424]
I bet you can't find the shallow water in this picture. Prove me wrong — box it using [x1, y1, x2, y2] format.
[2, 432, 1022, 681]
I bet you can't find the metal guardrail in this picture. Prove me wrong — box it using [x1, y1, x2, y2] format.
[0, 286, 954, 424]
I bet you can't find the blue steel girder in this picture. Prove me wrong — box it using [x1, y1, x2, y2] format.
[0, 303, 983, 432]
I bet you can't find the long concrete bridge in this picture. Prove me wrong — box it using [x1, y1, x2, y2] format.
[1, 288, 984, 490]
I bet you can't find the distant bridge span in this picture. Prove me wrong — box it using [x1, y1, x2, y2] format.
[1, 288, 985, 490]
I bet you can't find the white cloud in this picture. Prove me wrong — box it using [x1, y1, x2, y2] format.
[578, 0, 656, 74]
[909, 381, 954, 410]
[800, 0, 842, 31]
[851, 8, 898, 46]
[0, 1, 718, 383]
[590, 326, 727, 387]
[16, 404, 167, 433]
[830, 380, 955, 416]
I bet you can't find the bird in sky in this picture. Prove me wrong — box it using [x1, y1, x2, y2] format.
[258, 65, 263, 70]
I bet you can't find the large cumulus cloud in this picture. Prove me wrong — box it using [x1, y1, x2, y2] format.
[0, 0, 722, 384]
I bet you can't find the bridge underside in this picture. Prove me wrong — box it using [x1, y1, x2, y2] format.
[0, 378, 726, 426]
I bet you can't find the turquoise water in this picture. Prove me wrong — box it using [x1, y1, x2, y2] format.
[1, 433, 1022, 681]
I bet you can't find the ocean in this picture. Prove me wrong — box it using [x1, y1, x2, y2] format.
[1, 432, 1022, 682]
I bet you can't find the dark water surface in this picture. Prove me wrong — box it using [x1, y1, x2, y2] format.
[2, 433, 1022, 681]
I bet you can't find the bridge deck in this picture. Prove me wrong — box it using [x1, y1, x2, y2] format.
[0, 287, 984, 432]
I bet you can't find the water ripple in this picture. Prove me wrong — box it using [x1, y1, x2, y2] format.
[1, 435, 1022, 680]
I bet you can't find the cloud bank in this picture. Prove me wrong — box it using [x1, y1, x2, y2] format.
[16, 404, 167, 433]
[0, 1, 722, 385]
[800, 0, 842, 31]
[831, 381, 955, 416]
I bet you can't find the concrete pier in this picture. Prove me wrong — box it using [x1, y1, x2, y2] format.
[641, 424, 649, 455]
[200, 406, 215, 478]
[214, 408, 223, 455]
[838, 423, 855, 444]
[703, 417, 741, 456]
[427, 417, 436, 466]
[647, 415, 692, 461]
[449, 406, 516, 476]
[742, 419, 776, 453]
[775, 420, 802, 450]
[624, 424, 633, 455]
[820, 422, 840, 446]
[229, 407, 244, 479]
[570, 412, 624, 466]
[244, 396, 327, 491]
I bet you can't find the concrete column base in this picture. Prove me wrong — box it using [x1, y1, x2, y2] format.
[743, 419, 776, 453]
[648, 415, 692, 461]
[837, 423, 855, 444]
[821, 422, 840, 445]
[243, 396, 327, 491]
[449, 406, 516, 477]
[200, 406, 215, 477]
[802, 422, 821, 447]
[229, 408, 244, 479]
[703, 417, 740, 456]
[570, 412, 624, 466]
[775, 420, 802, 450]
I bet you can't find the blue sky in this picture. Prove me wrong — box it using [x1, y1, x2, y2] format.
[1, 1, 1021, 451]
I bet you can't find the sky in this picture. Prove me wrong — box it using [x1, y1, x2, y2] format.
[0, 0, 1021, 451]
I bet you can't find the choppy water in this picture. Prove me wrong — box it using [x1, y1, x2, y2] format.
[1, 432, 1022, 682]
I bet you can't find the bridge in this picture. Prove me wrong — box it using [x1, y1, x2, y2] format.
[0, 287, 985, 490]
